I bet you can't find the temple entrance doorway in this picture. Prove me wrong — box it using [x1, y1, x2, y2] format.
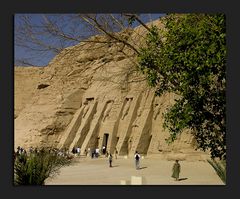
[102, 133, 109, 153]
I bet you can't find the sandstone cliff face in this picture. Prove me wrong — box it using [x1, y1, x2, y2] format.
[14, 20, 204, 158]
[14, 67, 44, 118]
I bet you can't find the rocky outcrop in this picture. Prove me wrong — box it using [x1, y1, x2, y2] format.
[14, 19, 206, 158]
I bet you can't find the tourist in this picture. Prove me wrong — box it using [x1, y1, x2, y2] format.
[114, 148, 118, 159]
[76, 147, 81, 156]
[171, 160, 181, 181]
[108, 153, 113, 167]
[20, 147, 24, 154]
[102, 146, 106, 155]
[17, 146, 21, 155]
[57, 150, 63, 156]
[72, 147, 76, 154]
[87, 148, 91, 157]
[23, 148, 27, 155]
[91, 149, 95, 159]
[29, 146, 33, 153]
[18, 151, 27, 164]
[134, 151, 141, 170]
[95, 148, 99, 158]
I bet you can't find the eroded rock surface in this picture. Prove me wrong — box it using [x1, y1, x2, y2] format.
[14, 20, 206, 159]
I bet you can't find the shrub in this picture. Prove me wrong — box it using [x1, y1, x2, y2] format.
[14, 149, 72, 185]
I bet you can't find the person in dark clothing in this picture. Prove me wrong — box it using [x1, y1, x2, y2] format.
[72, 147, 76, 154]
[109, 153, 113, 167]
[171, 160, 181, 181]
[91, 149, 95, 159]
[134, 151, 141, 170]
[114, 148, 118, 159]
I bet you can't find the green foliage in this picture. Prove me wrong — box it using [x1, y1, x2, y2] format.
[138, 14, 226, 159]
[207, 158, 226, 184]
[14, 150, 72, 185]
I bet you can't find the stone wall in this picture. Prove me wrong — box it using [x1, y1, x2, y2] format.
[14, 67, 43, 118]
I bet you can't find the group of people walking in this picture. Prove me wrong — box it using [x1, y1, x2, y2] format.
[14, 146, 75, 163]
[72, 147, 81, 156]
[107, 151, 181, 181]
[85, 146, 118, 160]
[107, 151, 141, 170]
[15, 146, 181, 181]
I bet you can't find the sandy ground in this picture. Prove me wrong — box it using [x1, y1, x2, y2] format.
[45, 155, 224, 185]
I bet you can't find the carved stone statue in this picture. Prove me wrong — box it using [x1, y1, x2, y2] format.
[153, 103, 161, 120]
[121, 98, 132, 120]
[132, 108, 142, 127]
[128, 137, 132, 151]
[82, 100, 90, 118]
[103, 100, 114, 122]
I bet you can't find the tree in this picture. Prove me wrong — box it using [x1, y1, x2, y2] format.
[138, 14, 226, 159]
[207, 158, 226, 184]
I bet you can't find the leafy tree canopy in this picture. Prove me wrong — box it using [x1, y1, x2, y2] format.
[138, 14, 226, 159]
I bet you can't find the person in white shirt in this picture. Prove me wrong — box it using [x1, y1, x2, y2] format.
[134, 151, 141, 170]
[95, 148, 100, 158]
[76, 147, 81, 156]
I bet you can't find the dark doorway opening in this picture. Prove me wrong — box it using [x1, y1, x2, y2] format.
[102, 133, 109, 154]
[86, 97, 94, 101]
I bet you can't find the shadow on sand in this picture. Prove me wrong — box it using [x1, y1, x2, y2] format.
[111, 165, 119, 168]
[178, 178, 188, 181]
[139, 166, 148, 170]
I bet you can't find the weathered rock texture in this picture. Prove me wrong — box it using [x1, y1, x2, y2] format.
[14, 20, 205, 158]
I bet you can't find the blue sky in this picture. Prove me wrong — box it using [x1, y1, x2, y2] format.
[14, 14, 165, 67]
